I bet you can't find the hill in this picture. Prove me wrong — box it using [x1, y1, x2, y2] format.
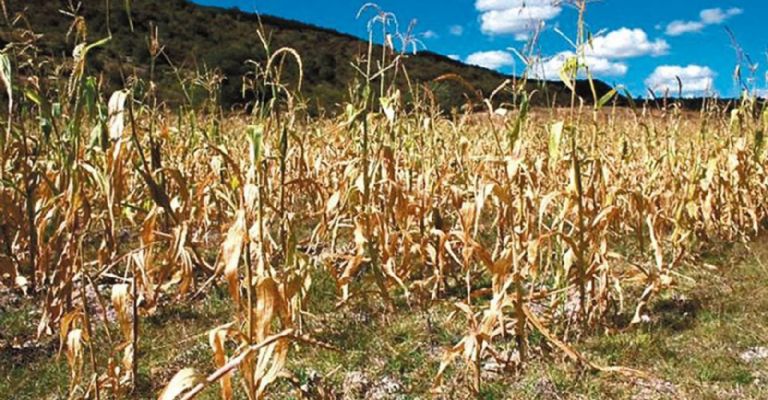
[2, 0, 623, 112]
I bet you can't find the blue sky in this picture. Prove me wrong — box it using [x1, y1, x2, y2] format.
[192, 0, 767, 98]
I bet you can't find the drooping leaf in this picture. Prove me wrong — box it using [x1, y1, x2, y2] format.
[159, 368, 204, 400]
[107, 90, 128, 141]
[221, 210, 247, 305]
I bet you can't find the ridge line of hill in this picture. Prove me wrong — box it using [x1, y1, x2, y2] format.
[3, 0, 755, 112]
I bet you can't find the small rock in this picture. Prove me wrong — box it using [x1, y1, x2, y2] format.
[534, 377, 563, 399]
[740, 347, 768, 363]
[481, 349, 520, 380]
[342, 371, 369, 400]
[369, 375, 404, 400]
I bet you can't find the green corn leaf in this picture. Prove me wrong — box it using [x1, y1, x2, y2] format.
[559, 57, 578, 93]
[83, 77, 98, 121]
[596, 89, 617, 110]
[549, 121, 564, 169]
[84, 36, 112, 54]
[248, 124, 264, 165]
[125, 0, 134, 32]
[508, 94, 529, 151]
[24, 89, 42, 106]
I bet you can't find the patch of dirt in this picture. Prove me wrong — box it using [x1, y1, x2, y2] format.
[631, 379, 679, 400]
[342, 371, 405, 400]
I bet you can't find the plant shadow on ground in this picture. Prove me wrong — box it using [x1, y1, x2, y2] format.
[2, 239, 768, 399]
[564, 238, 768, 400]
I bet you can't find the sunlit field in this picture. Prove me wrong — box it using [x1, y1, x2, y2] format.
[1, 1, 767, 399]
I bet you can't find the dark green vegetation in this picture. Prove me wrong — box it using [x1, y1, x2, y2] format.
[3, 239, 767, 399]
[2, 0, 620, 112]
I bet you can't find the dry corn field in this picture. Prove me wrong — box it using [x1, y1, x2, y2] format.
[1, 1, 768, 399]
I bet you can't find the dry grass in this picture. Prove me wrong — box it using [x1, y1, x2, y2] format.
[0, 1, 767, 399]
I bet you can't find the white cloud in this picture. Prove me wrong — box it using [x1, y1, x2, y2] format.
[524, 27, 663, 81]
[700, 7, 743, 24]
[514, 33, 530, 41]
[422, 30, 438, 39]
[530, 51, 628, 80]
[447, 54, 461, 61]
[665, 20, 705, 36]
[449, 25, 464, 36]
[666, 7, 743, 36]
[755, 88, 768, 99]
[586, 28, 669, 58]
[466, 50, 515, 70]
[475, 0, 561, 36]
[645, 65, 716, 96]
